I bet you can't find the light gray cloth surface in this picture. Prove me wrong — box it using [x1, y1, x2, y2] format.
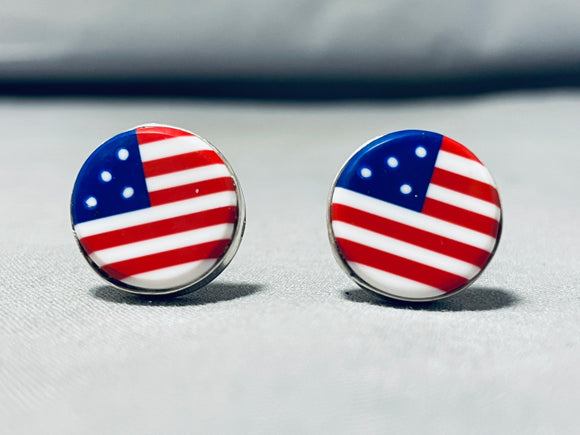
[1, 0, 580, 79]
[0, 92, 579, 434]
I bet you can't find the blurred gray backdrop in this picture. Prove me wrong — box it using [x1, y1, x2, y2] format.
[2, 0, 579, 83]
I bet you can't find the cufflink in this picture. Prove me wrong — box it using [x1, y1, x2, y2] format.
[71, 124, 245, 296]
[328, 130, 502, 301]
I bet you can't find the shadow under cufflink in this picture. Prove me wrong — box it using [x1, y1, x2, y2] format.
[343, 286, 519, 312]
[91, 281, 264, 306]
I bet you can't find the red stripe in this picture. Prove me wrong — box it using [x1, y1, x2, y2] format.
[422, 198, 499, 237]
[331, 204, 490, 268]
[142, 150, 223, 178]
[102, 239, 231, 280]
[431, 167, 500, 206]
[136, 126, 194, 145]
[79, 206, 237, 254]
[149, 176, 235, 207]
[335, 238, 468, 292]
[440, 136, 482, 162]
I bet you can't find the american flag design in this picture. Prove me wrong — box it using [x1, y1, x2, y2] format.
[71, 125, 244, 294]
[329, 130, 502, 301]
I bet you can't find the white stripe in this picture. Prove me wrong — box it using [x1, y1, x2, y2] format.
[145, 164, 230, 192]
[348, 262, 445, 298]
[332, 188, 495, 251]
[426, 184, 501, 220]
[333, 221, 480, 279]
[121, 259, 217, 289]
[74, 191, 237, 238]
[138, 136, 212, 162]
[435, 151, 496, 186]
[89, 223, 234, 265]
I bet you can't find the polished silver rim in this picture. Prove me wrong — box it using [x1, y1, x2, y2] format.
[71, 124, 246, 297]
[326, 134, 502, 302]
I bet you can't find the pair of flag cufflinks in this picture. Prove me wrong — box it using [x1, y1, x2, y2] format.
[71, 125, 501, 302]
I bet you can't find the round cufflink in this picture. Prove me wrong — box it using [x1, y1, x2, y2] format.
[71, 124, 245, 296]
[328, 130, 502, 302]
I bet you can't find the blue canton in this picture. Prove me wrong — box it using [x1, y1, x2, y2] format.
[336, 130, 443, 212]
[71, 130, 151, 224]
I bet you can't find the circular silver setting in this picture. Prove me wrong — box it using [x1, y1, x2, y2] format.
[326, 133, 502, 302]
[71, 124, 246, 297]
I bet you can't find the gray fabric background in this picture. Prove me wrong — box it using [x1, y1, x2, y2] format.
[2, 0, 580, 80]
[0, 91, 578, 433]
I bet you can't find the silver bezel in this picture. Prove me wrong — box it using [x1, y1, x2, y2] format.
[326, 133, 503, 302]
[71, 124, 246, 297]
